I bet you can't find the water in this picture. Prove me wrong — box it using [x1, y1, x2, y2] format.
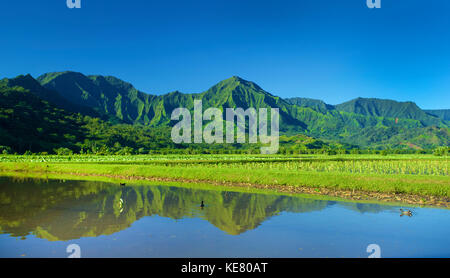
[0, 176, 449, 258]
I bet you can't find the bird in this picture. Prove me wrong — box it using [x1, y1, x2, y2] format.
[400, 208, 413, 217]
[120, 183, 126, 186]
[200, 200, 205, 209]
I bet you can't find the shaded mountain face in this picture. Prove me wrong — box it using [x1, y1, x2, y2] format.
[425, 109, 450, 122]
[0, 81, 89, 153]
[37, 72, 136, 123]
[1, 74, 99, 117]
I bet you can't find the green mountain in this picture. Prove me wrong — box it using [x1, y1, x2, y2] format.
[425, 109, 450, 122]
[0, 81, 89, 153]
[38, 73, 307, 131]
[1, 74, 100, 118]
[335, 97, 443, 126]
[0, 80, 179, 154]
[38, 71, 447, 127]
[0, 71, 448, 152]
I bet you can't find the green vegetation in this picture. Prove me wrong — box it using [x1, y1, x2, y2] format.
[0, 82, 176, 154]
[0, 72, 447, 155]
[335, 97, 443, 126]
[0, 83, 88, 153]
[0, 154, 448, 203]
[0, 72, 448, 205]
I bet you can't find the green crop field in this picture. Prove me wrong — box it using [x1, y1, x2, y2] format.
[0, 154, 448, 207]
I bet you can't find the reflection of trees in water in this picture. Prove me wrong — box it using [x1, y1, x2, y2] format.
[0, 177, 393, 241]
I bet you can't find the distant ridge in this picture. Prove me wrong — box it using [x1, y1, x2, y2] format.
[285, 97, 334, 114]
[425, 109, 450, 122]
[334, 97, 442, 126]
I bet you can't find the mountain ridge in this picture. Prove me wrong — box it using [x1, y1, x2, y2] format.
[1, 71, 448, 151]
[335, 97, 442, 126]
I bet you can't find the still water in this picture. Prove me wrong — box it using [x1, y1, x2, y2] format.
[0, 176, 449, 258]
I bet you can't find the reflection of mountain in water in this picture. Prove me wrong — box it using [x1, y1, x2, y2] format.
[0, 177, 393, 241]
[338, 202, 398, 214]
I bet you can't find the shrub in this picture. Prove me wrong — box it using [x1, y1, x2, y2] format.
[0, 146, 12, 155]
[433, 146, 449, 156]
[54, 147, 73, 156]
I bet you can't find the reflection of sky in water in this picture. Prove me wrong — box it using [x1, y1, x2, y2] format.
[0, 177, 449, 258]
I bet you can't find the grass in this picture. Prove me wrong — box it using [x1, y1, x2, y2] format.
[0, 154, 448, 201]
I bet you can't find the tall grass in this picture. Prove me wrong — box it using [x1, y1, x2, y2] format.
[0, 154, 448, 198]
[0, 154, 448, 176]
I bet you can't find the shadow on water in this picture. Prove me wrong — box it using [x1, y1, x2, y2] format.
[0, 176, 397, 241]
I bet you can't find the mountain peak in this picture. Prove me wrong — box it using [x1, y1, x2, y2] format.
[214, 76, 265, 93]
[88, 75, 137, 92]
[7, 74, 41, 90]
[37, 71, 88, 85]
[216, 76, 245, 85]
[229, 75, 245, 81]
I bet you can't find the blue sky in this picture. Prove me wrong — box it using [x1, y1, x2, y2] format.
[1, 0, 449, 109]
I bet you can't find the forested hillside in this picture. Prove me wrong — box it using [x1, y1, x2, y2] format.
[0, 72, 448, 154]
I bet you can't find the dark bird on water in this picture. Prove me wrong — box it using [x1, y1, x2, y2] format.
[200, 201, 205, 209]
[120, 183, 126, 186]
[400, 209, 413, 217]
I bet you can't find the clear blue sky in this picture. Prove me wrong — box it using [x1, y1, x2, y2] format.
[1, 0, 449, 109]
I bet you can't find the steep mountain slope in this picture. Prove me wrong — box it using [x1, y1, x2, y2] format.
[0, 82, 87, 153]
[38, 71, 187, 125]
[1, 74, 99, 117]
[37, 72, 133, 123]
[196, 76, 307, 131]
